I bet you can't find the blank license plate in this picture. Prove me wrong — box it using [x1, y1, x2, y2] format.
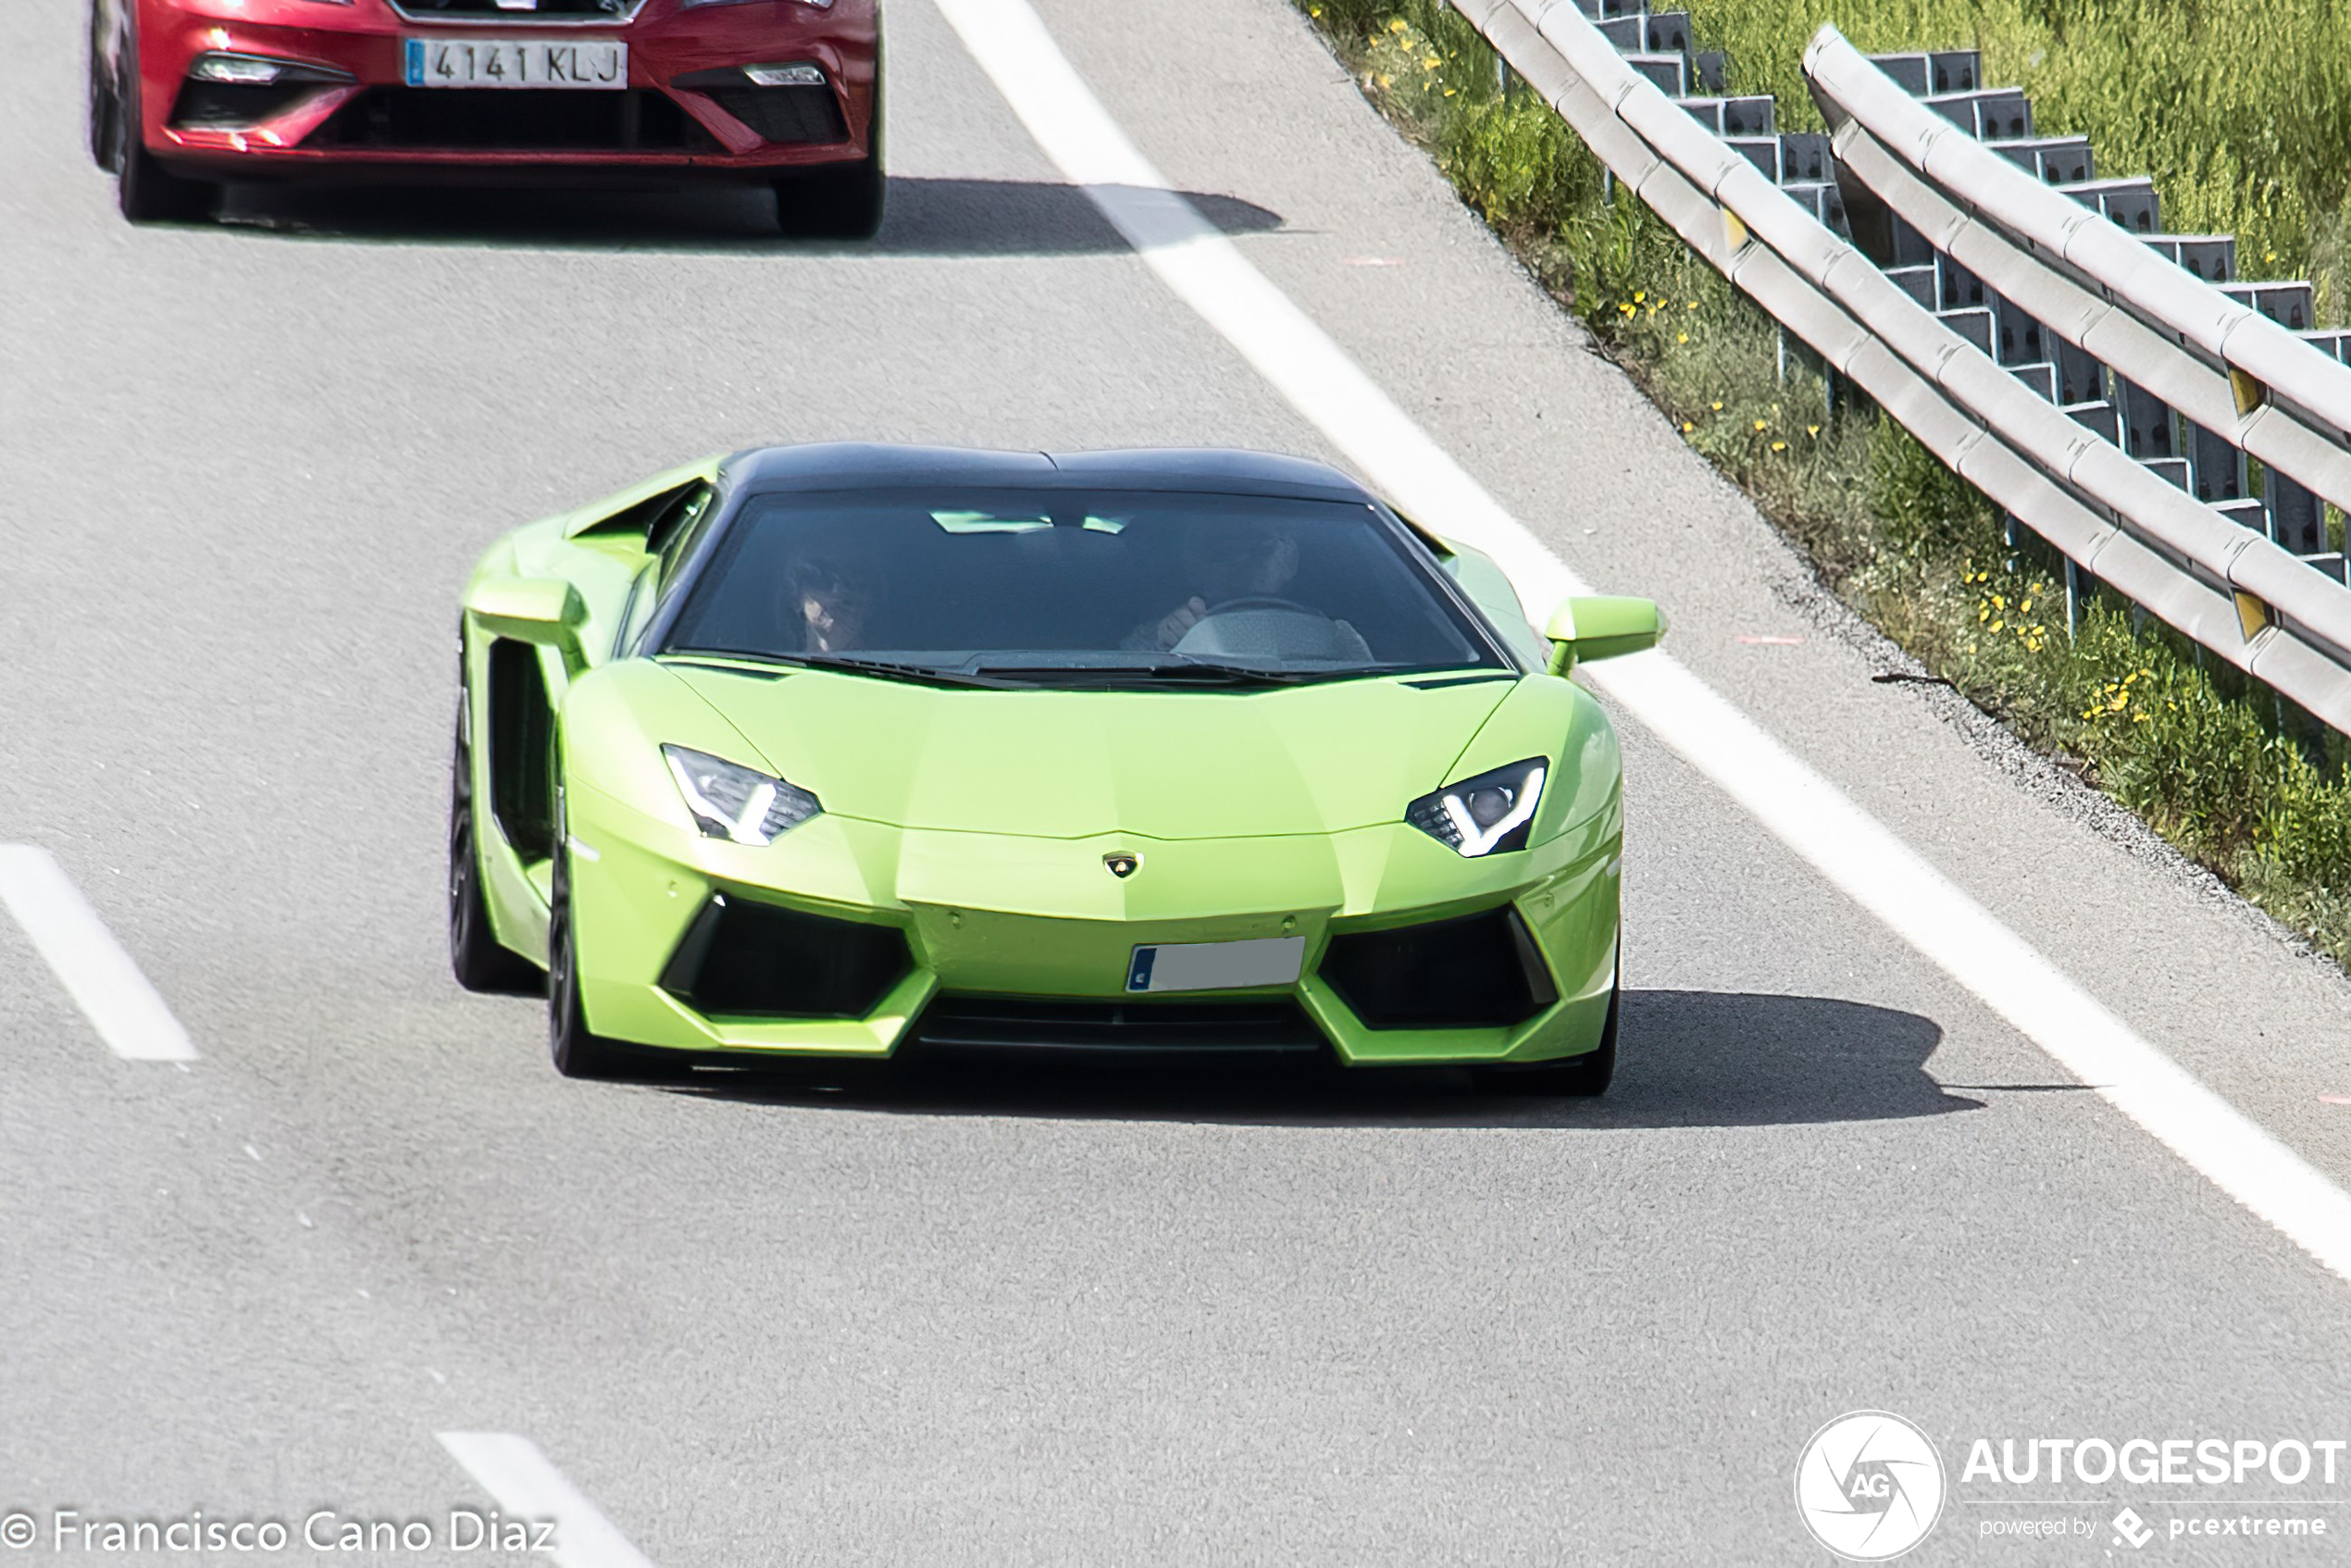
[404, 39, 627, 90]
[1126, 937, 1304, 994]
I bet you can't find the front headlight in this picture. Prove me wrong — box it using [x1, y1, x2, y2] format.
[662, 745, 821, 845]
[680, 0, 835, 9]
[1406, 757, 1547, 857]
[188, 52, 354, 83]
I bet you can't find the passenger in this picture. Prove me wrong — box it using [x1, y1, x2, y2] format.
[777, 543, 881, 653]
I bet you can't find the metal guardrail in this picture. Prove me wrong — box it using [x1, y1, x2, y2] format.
[1449, 0, 2351, 733]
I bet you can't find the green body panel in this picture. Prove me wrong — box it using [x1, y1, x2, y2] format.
[458, 463, 1641, 1069]
[460, 458, 723, 964]
[1437, 538, 1550, 669]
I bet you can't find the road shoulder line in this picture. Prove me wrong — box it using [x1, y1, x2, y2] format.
[0, 843, 196, 1062]
[439, 1432, 656, 1568]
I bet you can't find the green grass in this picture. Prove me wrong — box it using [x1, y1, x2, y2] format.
[1299, 0, 2351, 965]
[1698, 0, 2351, 317]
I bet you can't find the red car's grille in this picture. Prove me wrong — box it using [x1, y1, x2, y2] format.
[310, 88, 720, 153]
[388, 0, 643, 21]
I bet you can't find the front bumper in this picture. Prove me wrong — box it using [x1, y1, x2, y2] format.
[137, 0, 875, 180]
[559, 780, 1623, 1068]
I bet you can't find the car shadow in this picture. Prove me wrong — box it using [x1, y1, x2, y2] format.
[655, 989, 1985, 1129]
[213, 176, 1285, 256]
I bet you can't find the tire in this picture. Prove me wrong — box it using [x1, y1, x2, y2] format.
[116, 22, 218, 223]
[546, 839, 641, 1080]
[775, 52, 883, 241]
[449, 712, 543, 996]
[1476, 977, 1620, 1098]
[774, 153, 884, 240]
[88, 4, 121, 169]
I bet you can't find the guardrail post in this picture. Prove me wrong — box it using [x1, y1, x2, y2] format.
[2064, 559, 2093, 639]
[2185, 419, 2250, 504]
[2269, 473, 2326, 554]
[2112, 379, 2177, 460]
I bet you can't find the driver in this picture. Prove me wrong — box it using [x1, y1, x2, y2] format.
[1125, 519, 1306, 651]
[776, 541, 881, 653]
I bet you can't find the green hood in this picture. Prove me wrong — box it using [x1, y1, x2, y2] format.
[665, 666, 1519, 840]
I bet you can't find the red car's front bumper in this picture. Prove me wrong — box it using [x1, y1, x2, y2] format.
[137, 0, 876, 182]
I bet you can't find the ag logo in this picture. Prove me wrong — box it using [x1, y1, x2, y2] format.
[1103, 852, 1141, 878]
[1794, 1411, 1946, 1561]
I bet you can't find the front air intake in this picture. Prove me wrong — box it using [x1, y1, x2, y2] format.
[661, 896, 910, 1018]
[702, 86, 848, 145]
[169, 81, 317, 130]
[312, 89, 718, 153]
[1317, 906, 1558, 1030]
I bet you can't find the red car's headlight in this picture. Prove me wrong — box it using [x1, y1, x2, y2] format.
[189, 51, 354, 84]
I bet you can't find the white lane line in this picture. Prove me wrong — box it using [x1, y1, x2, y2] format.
[929, 0, 2351, 1286]
[0, 844, 197, 1062]
[439, 1432, 657, 1568]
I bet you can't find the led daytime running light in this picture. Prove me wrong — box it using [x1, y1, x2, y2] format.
[661, 745, 820, 846]
[1405, 757, 1549, 858]
[1438, 765, 1544, 855]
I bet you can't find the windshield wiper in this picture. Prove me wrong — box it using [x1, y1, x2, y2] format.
[662, 652, 1015, 689]
[800, 653, 1024, 688]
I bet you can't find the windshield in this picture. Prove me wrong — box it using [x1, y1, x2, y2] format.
[656, 487, 1508, 685]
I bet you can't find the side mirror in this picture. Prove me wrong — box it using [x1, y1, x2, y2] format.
[466, 575, 589, 672]
[1544, 596, 1666, 675]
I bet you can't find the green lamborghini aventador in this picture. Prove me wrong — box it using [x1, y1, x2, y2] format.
[449, 444, 1664, 1091]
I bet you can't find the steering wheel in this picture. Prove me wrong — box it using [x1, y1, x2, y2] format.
[1203, 595, 1319, 616]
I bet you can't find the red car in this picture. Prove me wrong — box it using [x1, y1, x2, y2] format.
[86, 0, 882, 234]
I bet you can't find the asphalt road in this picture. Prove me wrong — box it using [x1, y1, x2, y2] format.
[6, 0, 2351, 1562]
